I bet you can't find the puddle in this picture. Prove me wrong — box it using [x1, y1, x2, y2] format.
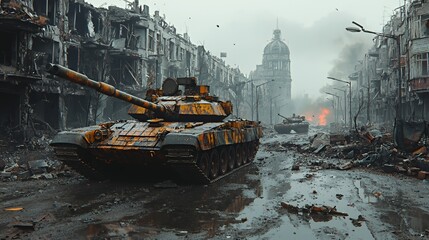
[354, 180, 379, 203]
[354, 177, 429, 236]
[85, 165, 262, 239]
[381, 207, 429, 235]
[234, 169, 376, 239]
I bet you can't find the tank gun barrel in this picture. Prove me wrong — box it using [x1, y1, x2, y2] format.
[46, 64, 166, 115]
[278, 113, 287, 120]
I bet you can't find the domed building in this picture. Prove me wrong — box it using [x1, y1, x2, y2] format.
[250, 28, 292, 123]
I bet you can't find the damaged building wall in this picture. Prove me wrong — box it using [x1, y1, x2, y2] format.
[355, 1, 429, 126]
[0, 0, 249, 144]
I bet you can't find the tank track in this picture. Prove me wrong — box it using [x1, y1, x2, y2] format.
[168, 161, 252, 184]
[53, 141, 260, 184]
[53, 145, 105, 180]
[167, 140, 259, 184]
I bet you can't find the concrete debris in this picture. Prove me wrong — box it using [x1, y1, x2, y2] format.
[417, 171, 429, 180]
[338, 161, 354, 170]
[27, 160, 49, 174]
[264, 125, 429, 181]
[9, 221, 35, 230]
[291, 164, 300, 171]
[176, 230, 188, 236]
[281, 202, 348, 222]
[1, 148, 66, 182]
[310, 133, 330, 149]
[350, 215, 367, 227]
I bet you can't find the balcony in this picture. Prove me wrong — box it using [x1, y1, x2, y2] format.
[409, 77, 429, 93]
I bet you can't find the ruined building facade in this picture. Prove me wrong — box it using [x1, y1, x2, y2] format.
[352, 0, 429, 126]
[249, 28, 292, 123]
[0, 0, 247, 142]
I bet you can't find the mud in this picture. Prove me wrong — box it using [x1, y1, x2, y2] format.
[1, 129, 429, 239]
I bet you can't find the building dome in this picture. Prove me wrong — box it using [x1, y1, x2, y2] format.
[263, 29, 289, 55]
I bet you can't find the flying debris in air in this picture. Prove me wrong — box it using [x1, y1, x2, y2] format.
[216, 25, 220, 27]
[336, 8, 339, 11]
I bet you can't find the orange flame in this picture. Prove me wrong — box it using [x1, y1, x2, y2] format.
[318, 108, 330, 126]
[305, 113, 314, 122]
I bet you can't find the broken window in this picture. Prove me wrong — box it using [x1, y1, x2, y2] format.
[135, 28, 147, 49]
[163, 37, 167, 55]
[67, 46, 79, 71]
[0, 91, 20, 133]
[421, 14, 429, 36]
[119, 24, 129, 38]
[156, 32, 161, 53]
[64, 95, 89, 128]
[0, 31, 16, 66]
[33, 0, 58, 26]
[32, 38, 59, 68]
[179, 47, 184, 60]
[186, 51, 191, 70]
[169, 41, 174, 60]
[29, 93, 60, 130]
[415, 53, 429, 77]
[53, 41, 59, 64]
[110, 58, 139, 87]
[148, 30, 155, 51]
[69, 4, 101, 37]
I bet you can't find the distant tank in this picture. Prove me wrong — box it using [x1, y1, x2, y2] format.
[47, 64, 262, 183]
[274, 113, 309, 134]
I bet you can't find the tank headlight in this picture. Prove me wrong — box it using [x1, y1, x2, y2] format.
[94, 130, 103, 141]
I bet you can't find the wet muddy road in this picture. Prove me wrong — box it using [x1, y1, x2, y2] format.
[1, 131, 429, 239]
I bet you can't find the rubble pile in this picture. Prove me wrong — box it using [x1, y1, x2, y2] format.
[267, 126, 429, 180]
[0, 0, 48, 26]
[0, 135, 70, 182]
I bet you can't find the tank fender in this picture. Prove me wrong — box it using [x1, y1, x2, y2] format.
[161, 134, 200, 150]
[50, 131, 89, 148]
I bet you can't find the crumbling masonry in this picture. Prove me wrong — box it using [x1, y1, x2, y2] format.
[0, 0, 248, 143]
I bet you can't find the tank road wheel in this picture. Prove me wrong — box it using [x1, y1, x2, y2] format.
[209, 149, 220, 179]
[227, 146, 236, 171]
[197, 151, 210, 177]
[250, 140, 259, 160]
[219, 148, 229, 175]
[235, 144, 243, 167]
[242, 143, 249, 164]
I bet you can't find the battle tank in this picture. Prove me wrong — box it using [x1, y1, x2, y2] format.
[47, 64, 262, 184]
[274, 113, 309, 134]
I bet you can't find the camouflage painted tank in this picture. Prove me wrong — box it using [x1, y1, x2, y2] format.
[47, 64, 262, 183]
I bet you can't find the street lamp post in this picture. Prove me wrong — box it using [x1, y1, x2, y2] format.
[328, 77, 352, 129]
[346, 21, 402, 121]
[333, 87, 347, 128]
[256, 79, 275, 122]
[270, 95, 281, 125]
[324, 92, 340, 123]
[244, 79, 255, 120]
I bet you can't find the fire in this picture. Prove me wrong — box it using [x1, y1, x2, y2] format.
[305, 113, 314, 122]
[318, 108, 330, 126]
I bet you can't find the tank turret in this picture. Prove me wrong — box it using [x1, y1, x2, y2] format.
[47, 64, 232, 122]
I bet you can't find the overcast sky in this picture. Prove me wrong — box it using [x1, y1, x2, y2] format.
[86, 0, 403, 98]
